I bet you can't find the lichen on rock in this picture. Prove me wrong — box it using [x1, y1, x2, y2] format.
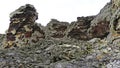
[67, 16, 95, 40]
[45, 19, 69, 39]
[0, 0, 120, 67]
[111, 0, 120, 10]
[3, 4, 45, 48]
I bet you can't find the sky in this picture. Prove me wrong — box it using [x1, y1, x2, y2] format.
[0, 0, 110, 34]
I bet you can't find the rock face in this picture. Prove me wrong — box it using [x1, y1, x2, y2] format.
[87, 2, 112, 39]
[106, 0, 120, 44]
[3, 1, 120, 48]
[88, 20, 110, 39]
[3, 4, 45, 48]
[45, 19, 69, 39]
[3, 0, 120, 48]
[67, 16, 95, 40]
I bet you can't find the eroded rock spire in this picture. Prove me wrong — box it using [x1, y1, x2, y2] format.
[3, 4, 45, 48]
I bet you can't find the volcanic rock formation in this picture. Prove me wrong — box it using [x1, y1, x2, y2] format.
[45, 19, 69, 39]
[3, 4, 45, 48]
[0, 0, 120, 67]
[1, 3, 114, 48]
[3, 0, 120, 48]
[67, 16, 95, 40]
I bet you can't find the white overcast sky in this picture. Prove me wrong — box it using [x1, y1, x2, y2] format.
[0, 0, 110, 34]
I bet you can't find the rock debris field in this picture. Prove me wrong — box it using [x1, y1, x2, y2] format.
[0, 0, 120, 68]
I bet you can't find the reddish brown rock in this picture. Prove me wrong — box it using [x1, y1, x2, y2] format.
[86, 2, 112, 39]
[88, 20, 110, 39]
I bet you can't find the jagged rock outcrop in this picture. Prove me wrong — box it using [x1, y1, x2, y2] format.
[45, 19, 69, 39]
[106, 0, 120, 44]
[0, 0, 120, 68]
[3, 4, 45, 48]
[87, 2, 112, 39]
[2, 0, 120, 49]
[86, 0, 120, 41]
[88, 20, 110, 39]
[67, 16, 95, 40]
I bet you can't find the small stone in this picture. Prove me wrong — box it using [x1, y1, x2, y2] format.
[6, 53, 15, 56]
[96, 54, 103, 60]
[114, 49, 119, 53]
[102, 49, 108, 54]
[107, 47, 112, 51]
[86, 55, 93, 60]
[18, 64, 24, 68]
[35, 50, 41, 54]
[88, 38, 100, 43]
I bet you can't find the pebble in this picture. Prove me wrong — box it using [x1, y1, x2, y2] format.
[107, 47, 112, 51]
[86, 55, 94, 60]
[6, 53, 15, 56]
[102, 49, 108, 54]
[35, 50, 41, 54]
[114, 49, 119, 53]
